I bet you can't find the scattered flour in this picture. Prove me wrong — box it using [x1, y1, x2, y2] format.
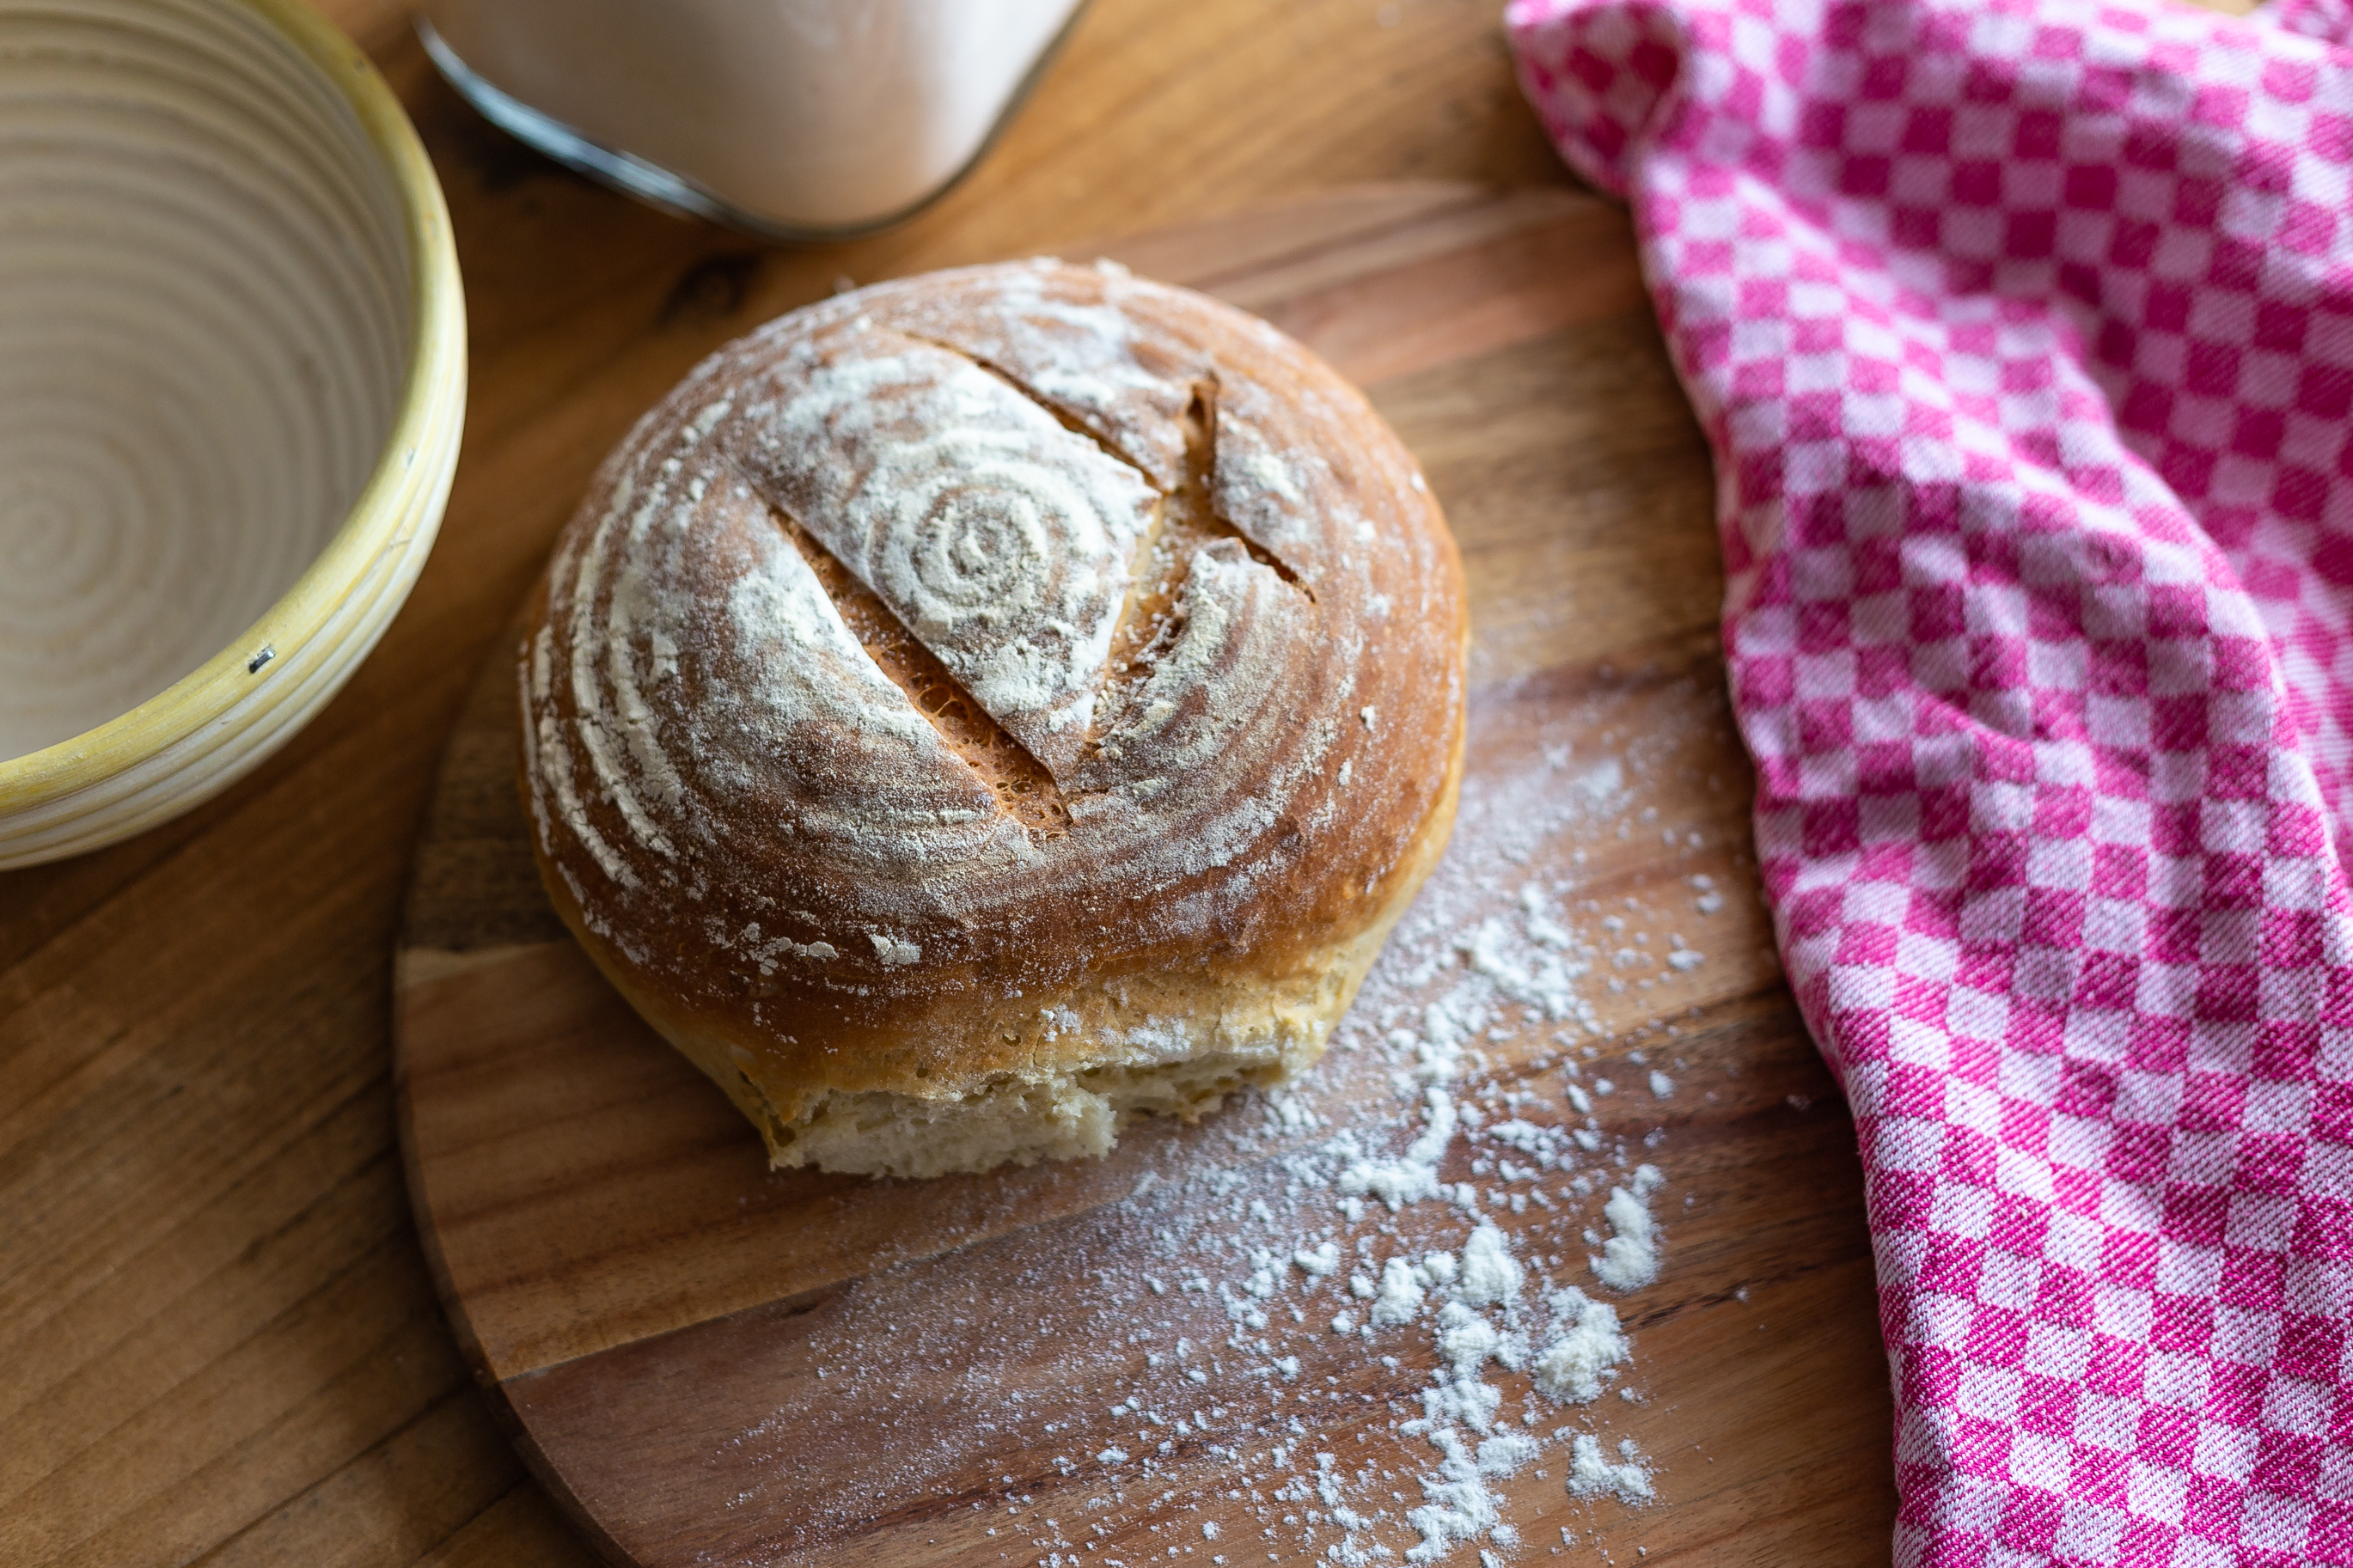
[1690, 874, 1725, 915]
[1406, 1431, 1503, 1563]
[1372, 1256, 1429, 1327]
[1565, 1434, 1656, 1504]
[709, 703, 1718, 1565]
[1592, 1166, 1665, 1291]
[1533, 1288, 1631, 1403]
[1477, 1431, 1541, 1477]
[1342, 1089, 1458, 1210]
[1457, 1224, 1524, 1306]
[1295, 1241, 1341, 1276]
[1435, 1302, 1505, 1375]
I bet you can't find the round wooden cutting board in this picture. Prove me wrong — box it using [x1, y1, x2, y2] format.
[394, 185, 1898, 1568]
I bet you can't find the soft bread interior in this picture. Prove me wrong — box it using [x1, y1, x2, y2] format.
[755, 1039, 1313, 1180]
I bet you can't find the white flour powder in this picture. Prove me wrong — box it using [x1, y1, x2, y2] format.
[712, 694, 1735, 1564]
[1532, 1289, 1631, 1406]
[1590, 1167, 1665, 1292]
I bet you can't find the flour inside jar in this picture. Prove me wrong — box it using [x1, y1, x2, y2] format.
[419, 0, 1085, 233]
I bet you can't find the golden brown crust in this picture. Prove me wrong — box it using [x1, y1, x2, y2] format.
[519, 259, 1467, 1144]
[534, 711, 1463, 1156]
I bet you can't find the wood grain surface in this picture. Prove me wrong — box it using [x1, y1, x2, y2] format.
[29, 0, 2264, 1558]
[394, 187, 1893, 1567]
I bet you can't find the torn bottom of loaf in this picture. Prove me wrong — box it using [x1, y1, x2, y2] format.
[755, 1039, 1321, 1180]
[564, 751, 1458, 1181]
[597, 852, 1437, 1180]
[574, 928, 1380, 1181]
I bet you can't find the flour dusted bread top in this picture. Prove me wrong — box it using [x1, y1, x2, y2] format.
[520, 259, 1466, 1173]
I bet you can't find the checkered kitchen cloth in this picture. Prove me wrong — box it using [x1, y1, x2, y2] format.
[1506, 0, 2353, 1559]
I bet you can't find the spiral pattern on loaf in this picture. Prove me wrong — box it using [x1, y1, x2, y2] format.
[525, 260, 1465, 1042]
[737, 339, 1159, 770]
[895, 458, 1067, 629]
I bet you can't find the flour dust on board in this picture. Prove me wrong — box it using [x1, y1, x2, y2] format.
[710, 679, 1744, 1565]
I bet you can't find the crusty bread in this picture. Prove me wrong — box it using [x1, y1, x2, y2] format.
[519, 259, 1468, 1178]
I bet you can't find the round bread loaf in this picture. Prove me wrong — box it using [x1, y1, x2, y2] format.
[519, 259, 1466, 1178]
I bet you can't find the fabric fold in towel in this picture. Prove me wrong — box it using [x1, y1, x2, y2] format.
[1507, 0, 2353, 1560]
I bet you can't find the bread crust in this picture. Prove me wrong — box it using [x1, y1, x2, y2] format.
[519, 259, 1468, 1174]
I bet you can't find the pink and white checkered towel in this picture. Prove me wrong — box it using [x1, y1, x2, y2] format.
[1505, 0, 2353, 1559]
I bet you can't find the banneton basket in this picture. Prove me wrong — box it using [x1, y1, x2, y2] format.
[0, 0, 465, 869]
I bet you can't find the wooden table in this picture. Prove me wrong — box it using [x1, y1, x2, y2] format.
[0, 0, 2234, 1562]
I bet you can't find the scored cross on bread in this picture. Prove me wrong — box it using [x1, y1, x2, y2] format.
[521, 259, 1467, 1177]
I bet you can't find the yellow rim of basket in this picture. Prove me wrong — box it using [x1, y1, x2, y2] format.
[0, 0, 465, 815]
